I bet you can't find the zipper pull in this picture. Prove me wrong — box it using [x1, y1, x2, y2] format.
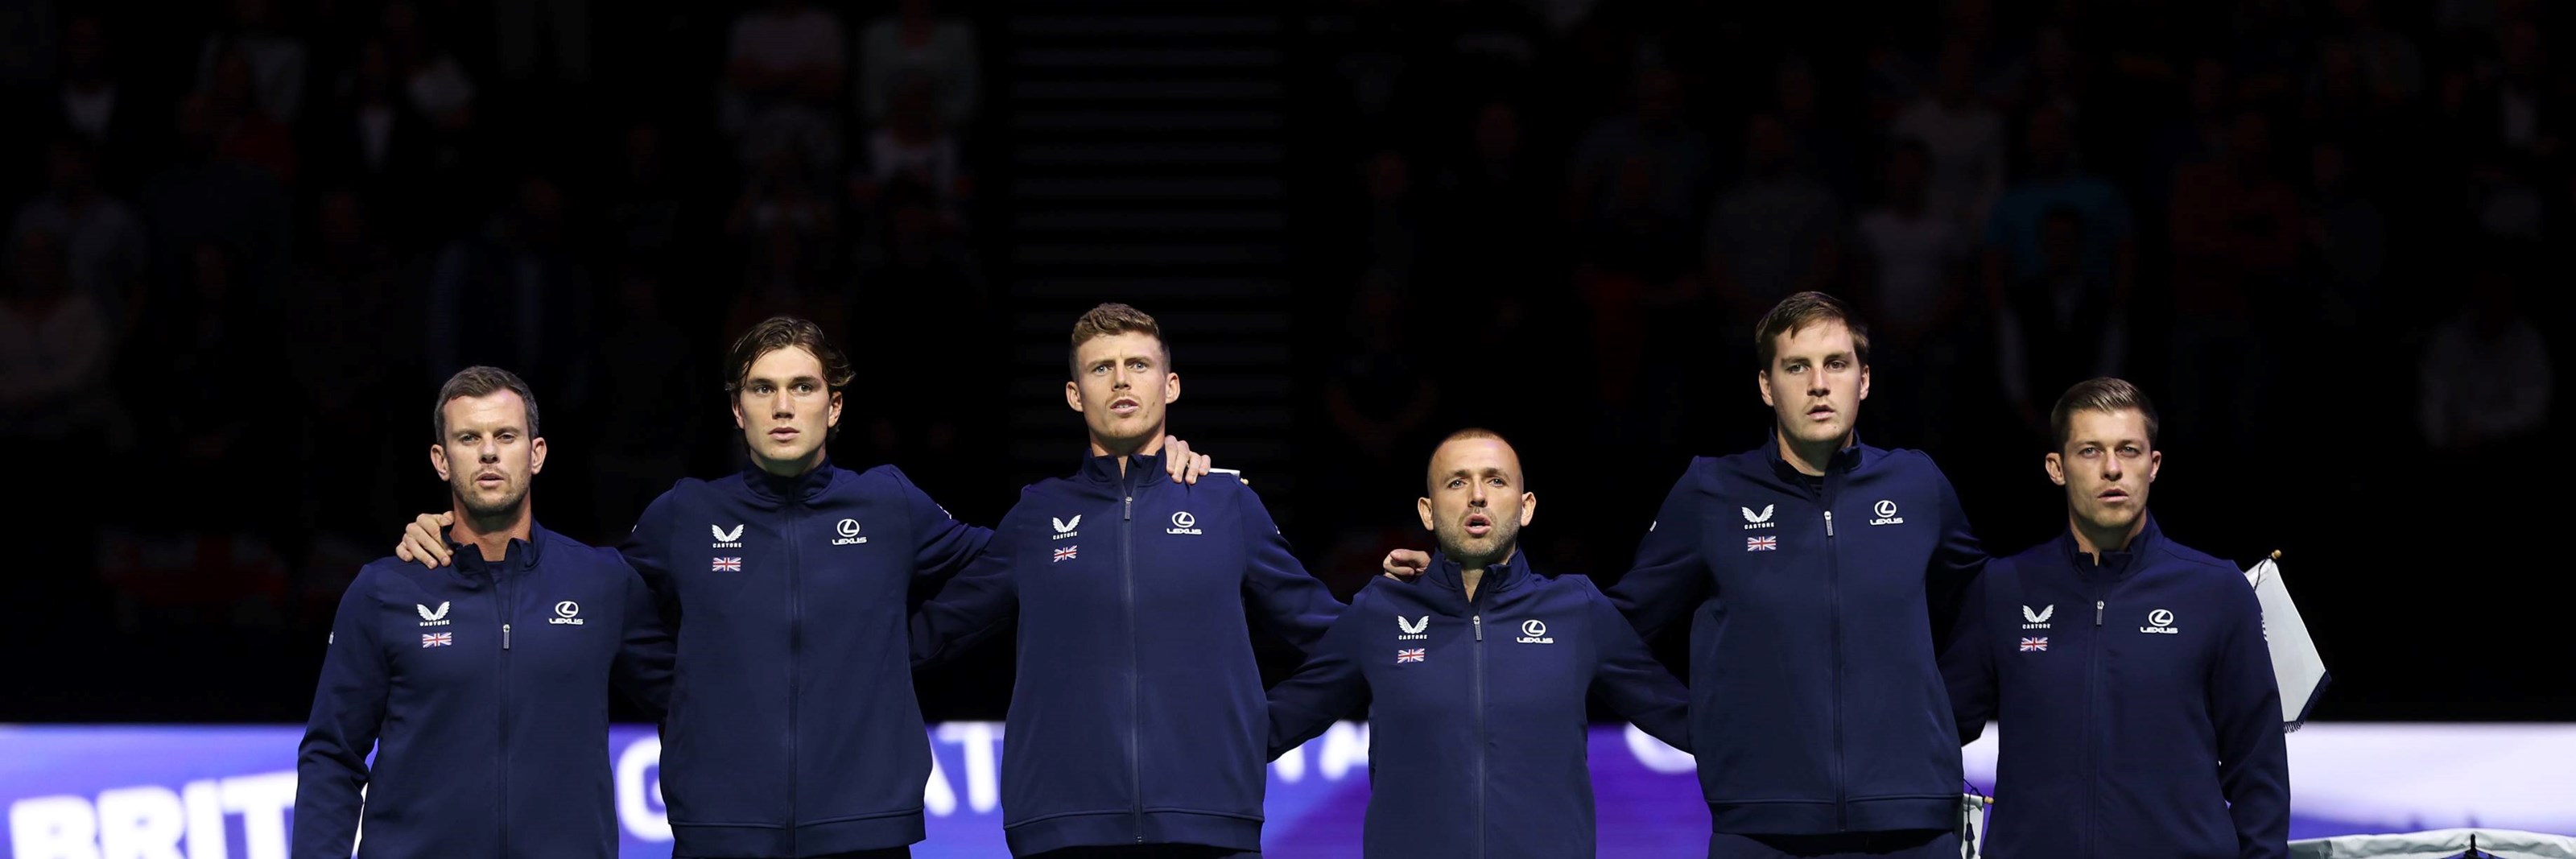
[2094, 601, 2104, 627]
[503, 623, 513, 650]
[1473, 615, 1483, 642]
[1124, 495, 1133, 521]
[1824, 510, 1835, 537]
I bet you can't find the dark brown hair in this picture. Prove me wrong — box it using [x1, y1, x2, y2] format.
[1754, 291, 1872, 370]
[724, 316, 855, 439]
[2050, 377, 2161, 450]
[1067, 303, 1170, 378]
[432, 365, 539, 443]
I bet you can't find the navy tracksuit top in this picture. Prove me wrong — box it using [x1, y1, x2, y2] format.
[910, 449, 1344, 857]
[1265, 551, 1693, 858]
[292, 524, 673, 859]
[1608, 440, 1986, 835]
[1941, 516, 2289, 859]
[621, 459, 990, 857]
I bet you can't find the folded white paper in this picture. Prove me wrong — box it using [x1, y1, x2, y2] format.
[2244, 556, 2330, 729]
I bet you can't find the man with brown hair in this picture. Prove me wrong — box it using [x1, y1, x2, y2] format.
[394, 316, 1216, 858]
[296, 366, 672, 859]
[910, 303, 1344, 857]
[1389, 291, 1985, 857]
[1939, 378, 2287, 858]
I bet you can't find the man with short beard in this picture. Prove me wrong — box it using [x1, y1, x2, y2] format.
[1264, 428, 1690, 858]
[295, 366, 673, 859]
[1939, 378, 2287, 858]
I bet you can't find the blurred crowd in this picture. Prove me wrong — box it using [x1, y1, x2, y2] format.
[1284, 0, 2568, 587]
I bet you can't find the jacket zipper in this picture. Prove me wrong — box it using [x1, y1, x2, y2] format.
[786, 500, 805, 850]
[1122, 468, 1143, 841]
[1823, 506, 1844, 831]
[1472, 609, 1487, 858]
[2086, 596, 2105, 857]
[497, 564, 513, 857]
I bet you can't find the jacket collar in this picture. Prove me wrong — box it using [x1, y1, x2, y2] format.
[445, 522, 550, 576]
[741, 456, 836, 504]
[1426, 547, 1532, 602]
[1076, 447, 1167, 487]
[2057, 513, 2162, 578]
[1758, 431, 1869, 483]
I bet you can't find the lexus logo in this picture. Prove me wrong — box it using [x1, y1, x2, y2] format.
[2148, 609, 2174, 626]
[1874, 499, 1898, 518]
[837, 518, 862, 538]
[1521, 619, 1546, 638]
[554, 601, 580, 618]
[1171, 511, 1195, 529]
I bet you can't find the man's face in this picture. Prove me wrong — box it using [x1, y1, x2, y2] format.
[1758, 320, 1870, 449]
[430, 390, 545, 519]
[733, 345, 842, 473]
[2046, 407, 2161, 536]
[1417, 437, 1534, 568]
[1066, 332, 1177, 451]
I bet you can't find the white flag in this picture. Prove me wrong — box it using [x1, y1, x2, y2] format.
[2244, 557, 2329, 729]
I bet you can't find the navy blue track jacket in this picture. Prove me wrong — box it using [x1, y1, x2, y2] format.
[622, 459, 989, 857]
[1941, 516, 2289, 859]
[1265, 551, 1692, 858]
[910, 450, 1344, 857]
[293, 524, 673, 859]
[1608, 440, 1985, 835]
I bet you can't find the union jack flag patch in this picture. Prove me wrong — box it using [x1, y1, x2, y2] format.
[1395, 648, 1426, 663]
[421, 633, 454, 648]
[2020, 637, 2048, 652]
[1053, 545, 1078, 563]
[1746, 536, 1778, 551]
[712, 557, 742, 572]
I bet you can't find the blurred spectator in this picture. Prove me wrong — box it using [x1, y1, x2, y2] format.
[2227, 0, 2313, 111]
[1427, 99, 1551, 304]
[1995, 206, 2125, 436]
[1893, 38, 2007, 232]
[1359, 148, 1420, 280]
[1325, 271, 1437, 483]
[141, 242, 284, 515]
[310, 39, 435, 236]
[1704, 113, 1846, 328]
[2330, 0, 2425, 107]
[196, 0, 308, 125]
[426, 174, 593, 398]
[857, 72, 968, 227]
[1775, 54, 1862, 201]
[850, 178, 990, 483]
[496, 0, 591, 85]
[2019, 26, 2092, 138]
[722, 0, 846, 170]
[2471, 20, 2564, 160]
[14, 14, 158, 195]
[2139, 56, 2234, 227]
[1567, 68, 1711, 241]
[0, 228, 125, 448]
[586, 271, 698, 535]
[8, 138, 148, 337]
[729, 151, 842, 337]
[1413, 0, 1546, 112]
[200, 49, 300, 187]
[2303, 140, 2385, 332]
[140, 92, 295, 329]
[1985, 104, 2133, 321]
[289, 189, 411, 540]
[605, 120, 687, 262]
[383, 1, 477, 147]
[1856, 138, 1970, 447]
[2166, 108, 2300, 453]
[2417, 251, 2551, 452]
[859, 0, 980, 129]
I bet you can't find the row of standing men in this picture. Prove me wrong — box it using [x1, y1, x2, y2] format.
[293, 293, 2288, 859]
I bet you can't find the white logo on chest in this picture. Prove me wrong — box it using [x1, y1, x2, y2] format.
[1515, 618, 1554, 645]
[2140, 608, 2180, 634]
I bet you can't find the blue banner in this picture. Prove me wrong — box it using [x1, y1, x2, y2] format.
[5, 723, 2570, 857]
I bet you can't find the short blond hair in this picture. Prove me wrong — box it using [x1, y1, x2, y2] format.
[1067, 303, 1170, 378]
[2050, 378, 2160, 450]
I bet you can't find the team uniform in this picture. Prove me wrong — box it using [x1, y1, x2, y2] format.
[1941, 516, 2289, 859]
[622, 459, 989, 858]
[1609, 440, 1984, 857]
[293, 526, 671, 859]
[911, 449, 1342, 857]
[1265, 551, 1692, 858]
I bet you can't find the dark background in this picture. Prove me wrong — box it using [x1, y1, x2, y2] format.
[1, 0, 2566, 725]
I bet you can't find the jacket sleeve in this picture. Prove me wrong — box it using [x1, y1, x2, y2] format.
[2211, 579, 2290, 859]
[1609, 464, 1711, 639]
[1265, 591, 1370, 759]
[1583, 579, 1692, 754]
[620, 486, 685, 638]
[890, 466, 995, 582]
[611, 556, 676, 720]
[1237, 482, 1342, 650]
[1938, 563, 1998, 745]
[291, 571, 388, 859]
[1926, 465, 1988, 648]
[910, 501, 1022, 668]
